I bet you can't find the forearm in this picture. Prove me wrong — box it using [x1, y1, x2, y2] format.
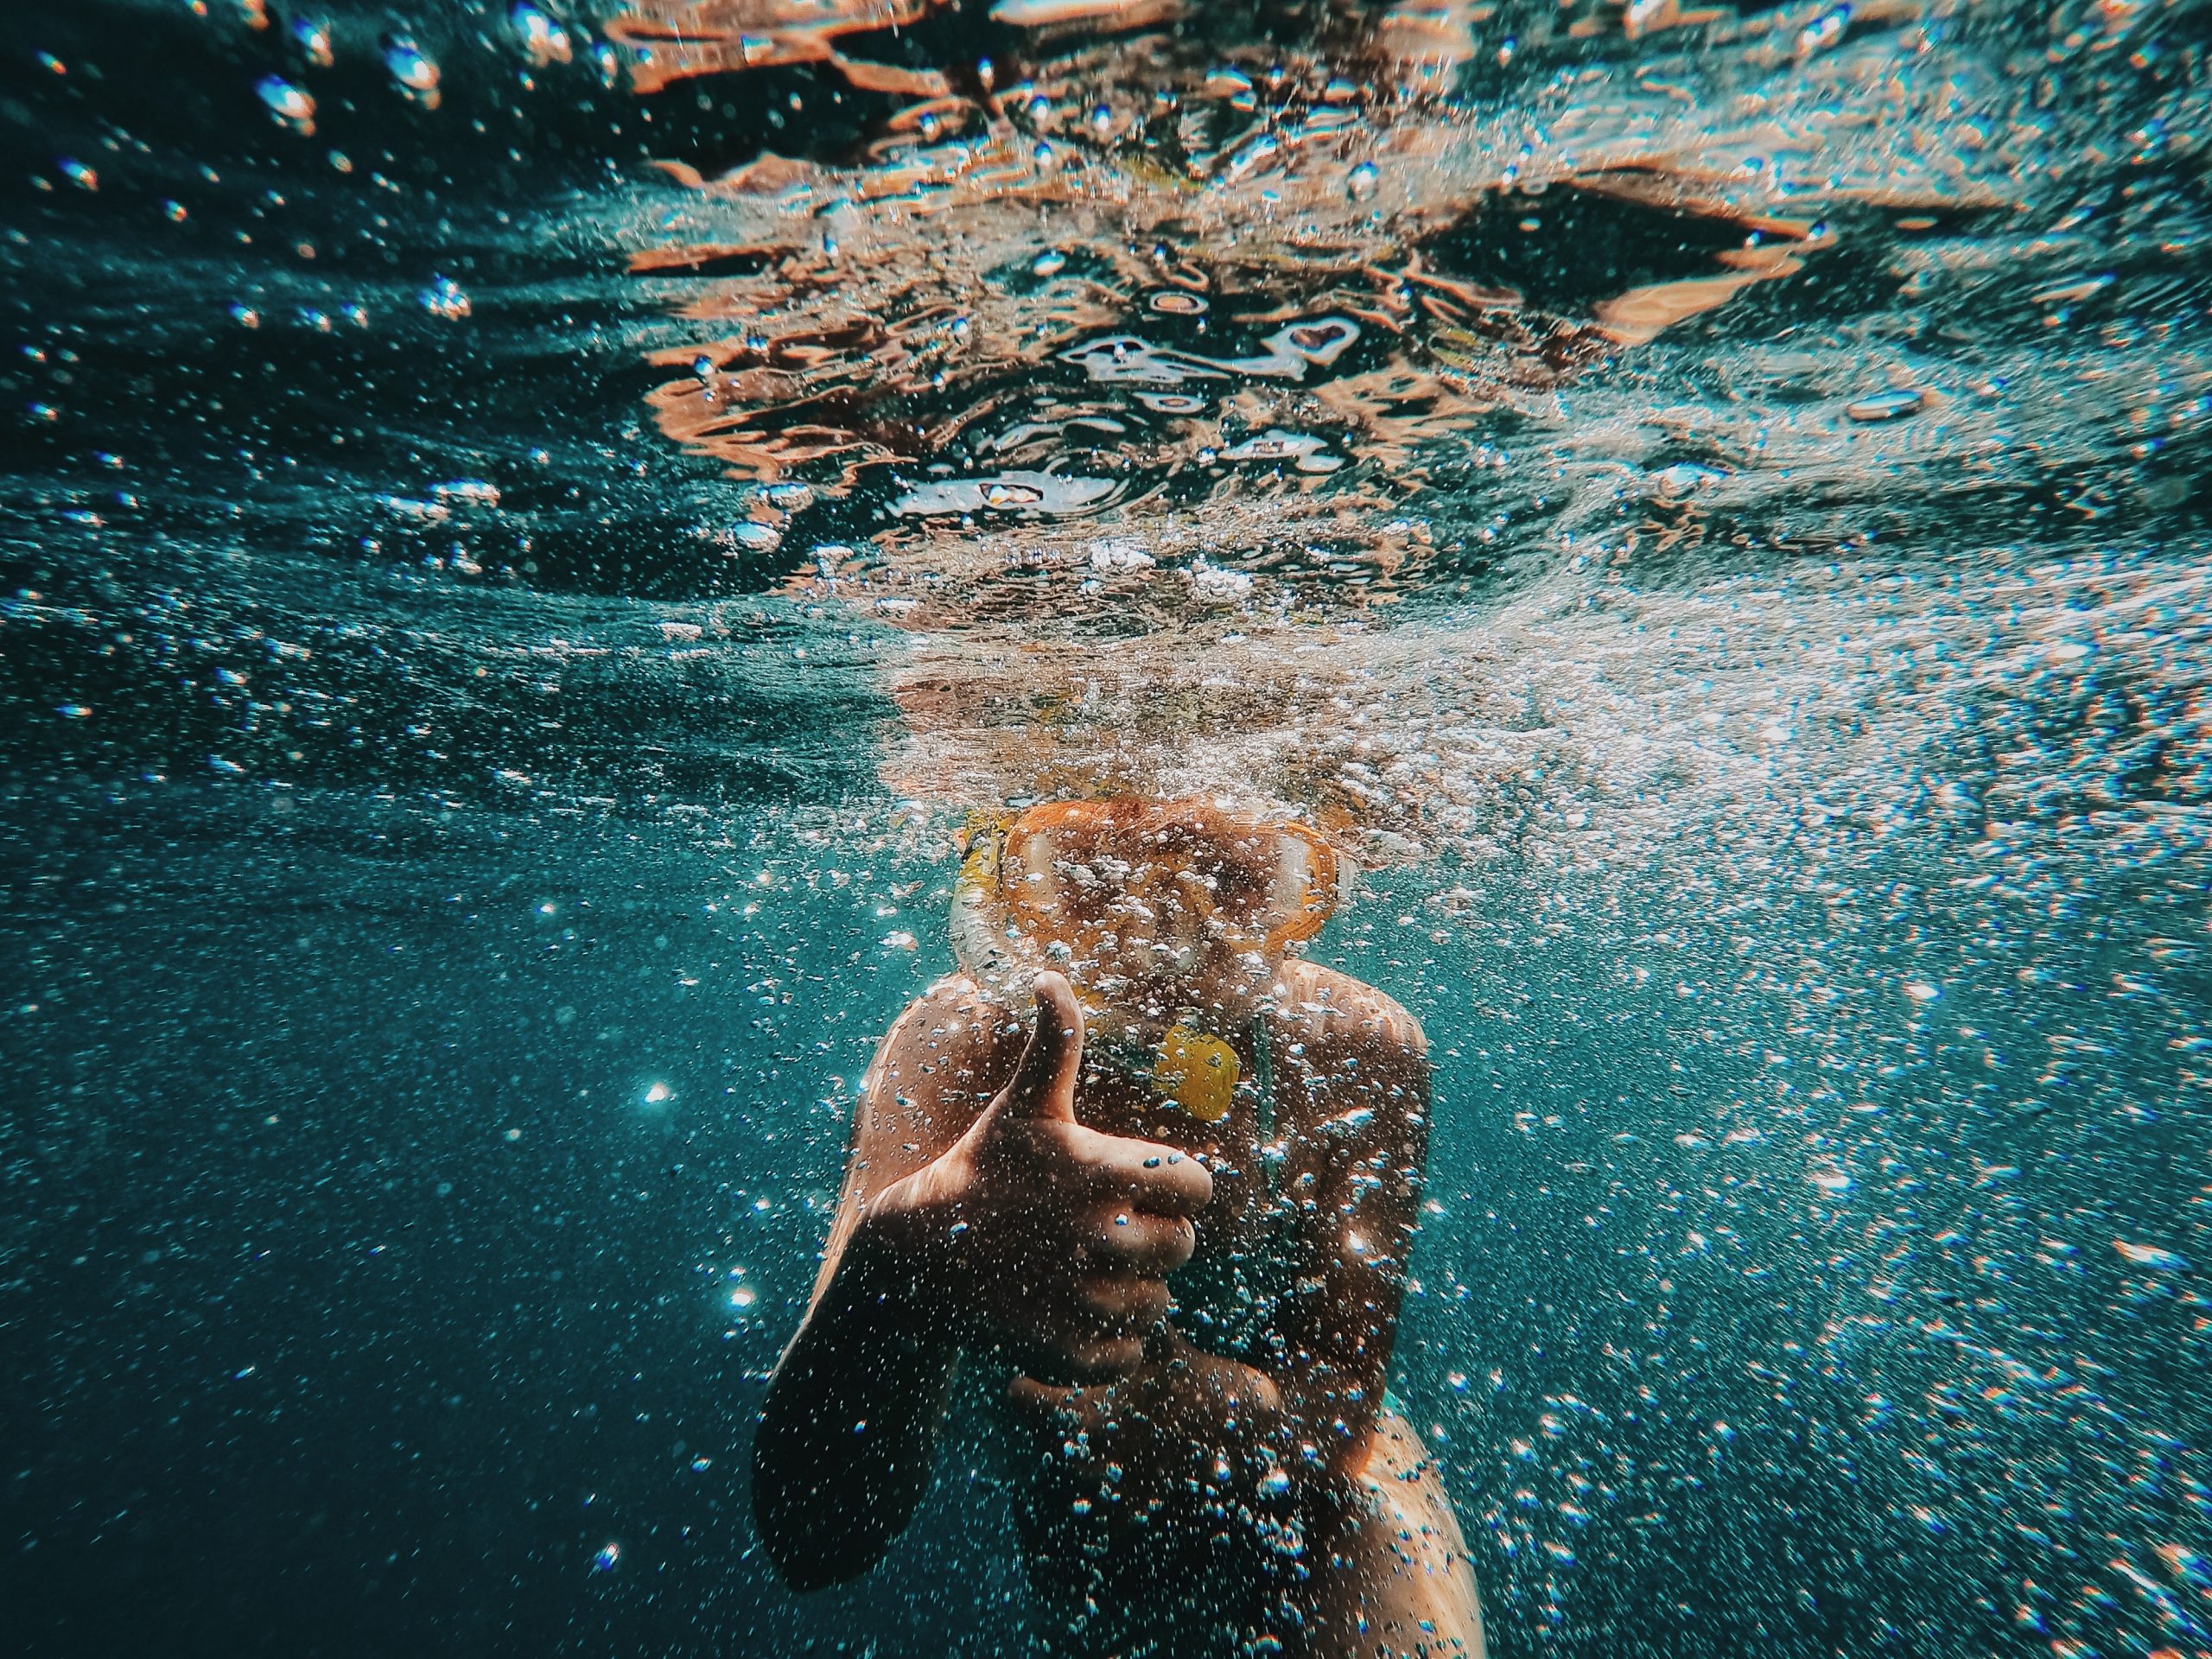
[1176, 1331, 1389, 1484]
[1122, 1248, 1407, 1481]
[753, 1221, 957, 1590]
[1020, 1327, 1365, 1491]
[1273, 1255, 1408, 1478]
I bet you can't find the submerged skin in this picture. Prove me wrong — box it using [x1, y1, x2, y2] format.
[753, 855, 1482, 1656]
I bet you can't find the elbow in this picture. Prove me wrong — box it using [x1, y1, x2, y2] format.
[758, 1522, 885, 1595]
[750, 1429, 884, 1594]
[760, 1529, 861, 1596]
[1278, 1380, 1382, 1484]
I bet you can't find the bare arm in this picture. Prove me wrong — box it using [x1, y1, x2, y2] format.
[752, 975, 1211, 1590]
[1266, 973, 1431, 1476]
[752, 986, 980, 1589]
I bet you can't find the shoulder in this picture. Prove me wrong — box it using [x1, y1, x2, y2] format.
[829, 978, 1015, 1226]
[885, 974, 1008, 1045]
[1267, 960, 1428, 1058]
[857, 975, 1020, 1141]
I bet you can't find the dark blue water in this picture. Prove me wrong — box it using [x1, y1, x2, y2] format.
[6, 2, 2212, 1654]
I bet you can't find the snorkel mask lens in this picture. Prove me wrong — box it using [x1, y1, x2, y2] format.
[949, 801, 1346, 1001]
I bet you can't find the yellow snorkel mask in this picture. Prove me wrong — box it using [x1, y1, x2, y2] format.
[950, 798, 1349, 1122]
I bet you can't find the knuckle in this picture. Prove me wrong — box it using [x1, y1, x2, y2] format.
[1064, 1337, 1137, 1382]
[1087, 1343, 1138, 1381]
[1058, 1337, 1100, 1373]
[1165, 1217, 1197, 1265]
[1087, 1203, 1137, 1244]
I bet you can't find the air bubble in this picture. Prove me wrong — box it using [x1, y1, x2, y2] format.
[2113, 1241, 2188, 1271]
[727, 523, 783, 552]
[256, 73, 318, 136]
[420, 276, 471, 321]
[511, 3, 573, 67]
[383, 35, 442, 108]
[1846, 388, 1925, 423]
[291, 18, 334, 67]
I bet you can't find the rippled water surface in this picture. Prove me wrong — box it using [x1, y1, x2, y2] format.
[4, 1, 2211, 1654]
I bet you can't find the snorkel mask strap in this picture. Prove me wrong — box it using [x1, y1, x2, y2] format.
[1257, 823, 1350, 954]
[956, 808, 1013, 895]
[950, 809, 1028, 1001]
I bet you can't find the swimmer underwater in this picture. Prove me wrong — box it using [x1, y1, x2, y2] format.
[753, 798, 1484, 1658]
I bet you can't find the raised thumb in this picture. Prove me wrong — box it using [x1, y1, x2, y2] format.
[1001, 971, 1084, 1122]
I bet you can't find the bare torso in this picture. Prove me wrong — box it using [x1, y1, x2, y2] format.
[836, 960, 1479, 1656]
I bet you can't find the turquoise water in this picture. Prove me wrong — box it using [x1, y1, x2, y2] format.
[4, 1, 2210, 1653]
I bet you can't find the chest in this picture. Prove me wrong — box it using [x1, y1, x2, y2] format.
[1064, 1030, 1310, 1262]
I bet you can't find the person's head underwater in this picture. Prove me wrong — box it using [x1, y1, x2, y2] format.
[950, 798, 1350, 1114]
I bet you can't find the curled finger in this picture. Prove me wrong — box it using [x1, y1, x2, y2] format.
[1022, 1329, 1147, 1389]
[1083, 1133, 1215, 1217]
[1079, 1207, 1196, 1275]
[1072, 1271, 1170, 1332]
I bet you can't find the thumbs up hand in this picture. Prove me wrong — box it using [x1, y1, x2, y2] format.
[867, 973, 1213, 1387]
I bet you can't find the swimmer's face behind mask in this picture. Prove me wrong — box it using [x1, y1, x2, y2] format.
[953, 800, 1346, 1016]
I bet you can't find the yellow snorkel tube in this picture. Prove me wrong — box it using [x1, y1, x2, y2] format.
[1149, 1026, 1242, 1123]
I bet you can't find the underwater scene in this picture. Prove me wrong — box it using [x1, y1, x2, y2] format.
[3, 0, 2210, 1654]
